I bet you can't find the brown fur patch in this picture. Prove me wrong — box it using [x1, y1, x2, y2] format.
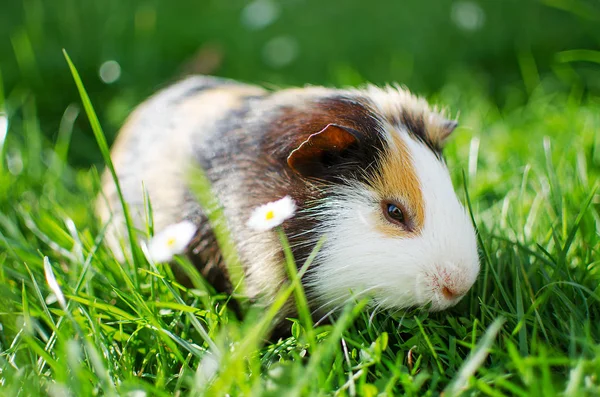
[263, 93, 381, 163]
[287, 124, 360, 177]
[371, 131, 424, 237]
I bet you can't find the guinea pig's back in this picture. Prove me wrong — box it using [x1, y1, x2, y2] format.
[97, 76, 267, 259]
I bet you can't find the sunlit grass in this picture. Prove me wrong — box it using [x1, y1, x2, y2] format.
[1, 56, 599, 395]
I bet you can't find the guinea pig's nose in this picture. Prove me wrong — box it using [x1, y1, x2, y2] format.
[433, 274, 469, 301]
[432, 265, 471, 301]
[440, 285, 459, 300]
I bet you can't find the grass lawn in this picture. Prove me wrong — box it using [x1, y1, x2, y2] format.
[0, 60, 599, 396]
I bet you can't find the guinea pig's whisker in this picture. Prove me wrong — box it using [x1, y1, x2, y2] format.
[286, 239, 319, 250]
[370, 295, 395, 324]
[310, 296, 346, 318]
[311, 298, 348, 322]
[311, 284, 385, 326]
[381, 306, 400, 325]
[391, 311, 410, 334]
[314, 308, 337, 327]
[314, 293, 381, 327]
[368, 301, 385, 327]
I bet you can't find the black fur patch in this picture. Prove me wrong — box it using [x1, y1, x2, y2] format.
[399, 111, 443, 156]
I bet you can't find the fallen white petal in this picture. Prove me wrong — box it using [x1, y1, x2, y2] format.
[0, 113, 7, 147]
[44, 257, 66, 308]
[196, 351, 220, 385]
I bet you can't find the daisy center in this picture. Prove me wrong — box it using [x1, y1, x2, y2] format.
[167, 237, 176, 247]
[265, 210, 275, 220]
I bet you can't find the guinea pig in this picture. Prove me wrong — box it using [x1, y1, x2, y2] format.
[96, 75, 480, 319]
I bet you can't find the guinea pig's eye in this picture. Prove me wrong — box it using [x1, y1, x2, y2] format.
[382, 201, 408, 227]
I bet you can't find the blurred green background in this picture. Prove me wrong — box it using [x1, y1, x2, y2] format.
[1, 0, 600, 167]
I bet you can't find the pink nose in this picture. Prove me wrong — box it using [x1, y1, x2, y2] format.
[441, 285, 459, 300]
[432, 267, 471, 301]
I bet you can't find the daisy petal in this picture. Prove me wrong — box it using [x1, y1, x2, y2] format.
[247, 196, 296, 232]
[147, 220, 198, 262]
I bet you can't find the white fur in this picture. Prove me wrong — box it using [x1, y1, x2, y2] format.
[305, 127, 480, 314]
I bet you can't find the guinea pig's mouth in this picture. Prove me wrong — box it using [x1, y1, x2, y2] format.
[429, 292, 466, 312]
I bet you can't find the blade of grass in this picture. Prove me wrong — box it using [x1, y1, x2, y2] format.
[444, 317, 505, 396]
[278, 227, 315, 350]
[188, 167, 246, 298]
[63, 49, 142, 284]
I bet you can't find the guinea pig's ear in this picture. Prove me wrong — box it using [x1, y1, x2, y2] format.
[429, 118, 458, 146]
[287, 123, 360, 177]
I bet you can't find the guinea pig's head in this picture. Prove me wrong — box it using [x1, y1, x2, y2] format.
[281, 85, 480, 315]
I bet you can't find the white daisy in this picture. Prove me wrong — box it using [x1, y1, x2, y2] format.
[147, 220, 197, 263]
[247, 196, 296, 232]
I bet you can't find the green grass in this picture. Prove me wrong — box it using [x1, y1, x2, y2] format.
[1, 56, 600, 396]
